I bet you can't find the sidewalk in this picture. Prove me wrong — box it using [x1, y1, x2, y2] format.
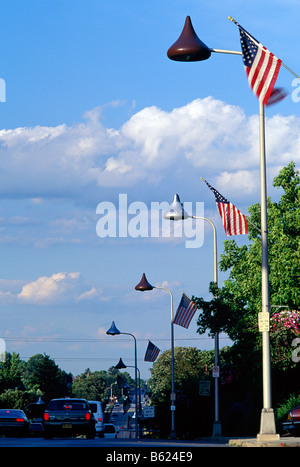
[228, 436, 300, 447]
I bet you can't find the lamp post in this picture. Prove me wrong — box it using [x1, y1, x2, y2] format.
[166, 15, 279, 440]
[164, 194, 221, 437]
[115, 357, 142, 416]
[106, 321, 139, 439]
[135, 273, 176, 439]
[107, 381, 117, 402]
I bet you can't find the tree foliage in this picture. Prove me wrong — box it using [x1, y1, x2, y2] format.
[21, 353, 72, 404]
[0, 352, 141, 415]
[71, 367, 135, 403]
[193, 162, 300, 367]
[147, 346, 233, 438]
[191, 162, 300, 430]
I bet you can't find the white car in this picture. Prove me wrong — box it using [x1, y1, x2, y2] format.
[103, 423, 118, 438]
[88, 401, 104, 438]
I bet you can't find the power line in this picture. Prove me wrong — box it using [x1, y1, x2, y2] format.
[3, 336, 230, 343]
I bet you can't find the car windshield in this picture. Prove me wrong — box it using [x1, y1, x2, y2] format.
[47, 400, 88, 411]
[89, 403, 97, 412]
[0, 409, 24, 418]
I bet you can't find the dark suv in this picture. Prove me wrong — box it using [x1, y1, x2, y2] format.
[43, 398, 96, 439]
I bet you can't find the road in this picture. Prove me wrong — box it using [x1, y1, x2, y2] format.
[0, 400, 230, 448]
[0, 436, 229, 447]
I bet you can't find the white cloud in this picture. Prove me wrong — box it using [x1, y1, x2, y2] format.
[17, 272, 80, 304]
[0, 274, 119, 306]
[215, 170, 259, 196]
[76, 287, 97, 301]
[0, 98, 298, 200]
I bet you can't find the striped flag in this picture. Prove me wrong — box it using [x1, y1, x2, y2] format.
[174, 293, 197, 329]
[229, 17, 282, 106]
[144, 341, 161, 362]
[202, 178, 248, 236]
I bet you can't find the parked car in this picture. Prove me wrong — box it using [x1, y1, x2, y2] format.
[88, 400, 104, 437]
[282, 406, 300, 436]
[103, 423, 118, 438]
[43, 398, 96, 439]
[0, 409, 29, 437]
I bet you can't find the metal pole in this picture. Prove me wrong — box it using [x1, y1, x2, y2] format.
[257, 100, 278, 440]
[170, 293, 176, 439]
[121, 332, 138, 439]
[133, 335, 138, 439]
[125, 365, 141, 416]
[155, 286, 176, 439]
[211, 48, 242, 56]
[193, 216, 221, 437]
[259, 100, 271, 408]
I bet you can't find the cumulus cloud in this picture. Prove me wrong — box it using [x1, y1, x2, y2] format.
[17, 272, 80, 304]
[0, 98, 299, 200]
[0, 273, 118, 305]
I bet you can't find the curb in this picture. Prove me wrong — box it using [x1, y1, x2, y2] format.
[228, 437, 300, 447]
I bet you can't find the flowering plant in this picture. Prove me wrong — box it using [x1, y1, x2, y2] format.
[270, 310, 300, 369]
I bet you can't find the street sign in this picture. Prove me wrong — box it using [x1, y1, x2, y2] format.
[212, 365, 220, 378]
[199, 380, 210, 396]
[258, 311, 270, 332]
[143, 406, 155, 418]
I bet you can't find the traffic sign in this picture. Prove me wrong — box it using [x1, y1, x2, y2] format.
[199, 380, 210, 396]
[258, 311, 270, 332]
[143, 406, 155, 418]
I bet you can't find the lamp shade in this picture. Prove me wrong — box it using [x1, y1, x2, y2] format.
[167, 16, 211, 62]
[115, 358, 127, 369]
[106, 321, 121, 335]
[135, 273, 154, 291]
[163, 194, 190, 221]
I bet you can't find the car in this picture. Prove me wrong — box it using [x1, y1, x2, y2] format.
[103, 423, 118, 438]
[282, 406, 300, 436]
[0, 409, 29, 437]
[88, 400, 104, 437]
[43, 398, 96, 439]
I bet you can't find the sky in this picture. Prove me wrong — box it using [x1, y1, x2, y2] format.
[0, 0, 299, 382]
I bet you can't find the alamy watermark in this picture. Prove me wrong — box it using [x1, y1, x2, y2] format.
[292, 338, 300, 363]
[96, 194, 205, 248]
[292, 78, 300, 103]
[0, 338, 5, 363]
[0, 78, 5, 102]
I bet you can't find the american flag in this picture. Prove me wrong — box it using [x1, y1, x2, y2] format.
[202, 178, 248, 236]
[231, 17, 282, 106]
[144, 341, 161, 362]
[174, 293, 197, 329]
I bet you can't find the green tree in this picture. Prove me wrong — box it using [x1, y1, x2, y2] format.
[148, 347, 225, 438]
[21, 353, 72, 404]
[193, 162, 300, 431]
[0, 352, 24, 392]
[72, 370, 107, 401]
[71, 368, 136, 405]
[194, 162, 299, 365]
[0, 388, 40, 410]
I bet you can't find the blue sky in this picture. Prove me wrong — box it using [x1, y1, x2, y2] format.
[0, 0, 299, 381]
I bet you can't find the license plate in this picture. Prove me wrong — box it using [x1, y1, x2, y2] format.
[62, 423, 72, 429]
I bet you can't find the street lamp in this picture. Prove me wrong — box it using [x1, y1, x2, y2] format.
[164, 194, 221, 437]
[135, 274, 176, 439]
[115, 357, 142, 415]
[166, 15, 278, 440]
[106, 321, 139, 439]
